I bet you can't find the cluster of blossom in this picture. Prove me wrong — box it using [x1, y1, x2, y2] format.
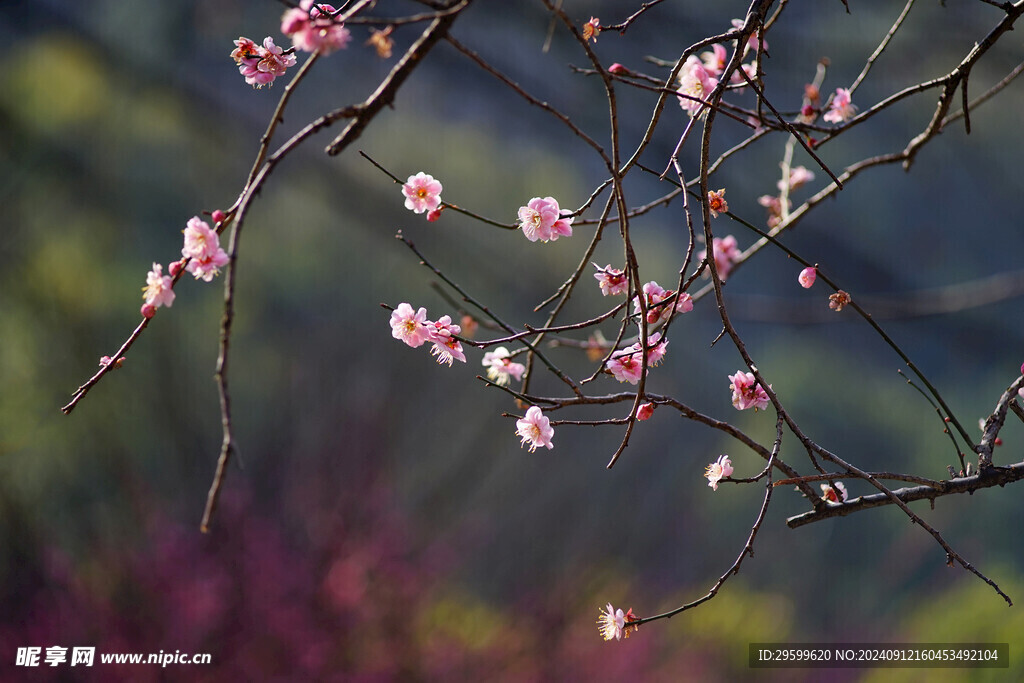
[388, 303, 467, 366]
[139, 215, 229, 319]
[698, 235, 742, 280]
[677, 19, 764, 117]
[823, 88, 857, 124]
[821, 481, 848, 503]
[597, 603, 640, 641]
[705, 455, 734, 491]
[516, 406, 554, 452]
[607, 331, 668, 384]
[758, 165, 815, 228]
[728, 371, 770, 411]
[481, 347, 525, 387]
[633, 280, 693, 324]
[230, 1, 352, 90]
[517, 197, 574, 243]
[230, 37, 296, 89]
[593, 264, 629, 296]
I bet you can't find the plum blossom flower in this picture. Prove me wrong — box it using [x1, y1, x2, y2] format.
[758, 194, 790, 228]
[729, 371, 770, 411]
[516, 406, 554, 452]
[829, 290, 851, 312]
[142, 263, 175, 309]
[677, 56, 718, 117]
[705, 455, 734, 491]
[823, 88, 857, 124]
[390, 303, 431, 348]
[427, 315, 466, 366]
[232, 37, 296, 89]
[482, 347, 526, 386]
[700, 44, 728, 78]
[518, 197, 573, 242]
[799, 267, 817, 289]
[607, 347, 644, 384]
[593, 264, 629, 296]
[402, 172, 443, 214]
[582, 17, 601, 43]
[732, 18, 767, 52]
[641, 332, 668, 366]
[181, 217, 229, 282]
[281, 0, 351, 54]
[633, 281, 692, 324]
[779, 166, 815, 192]
[821, 481, 848, 503]
[707, 188, 728, 217]
[597, 603, 625, 641]
[699, 235, 742, 280]
[637, 402, 655, 421]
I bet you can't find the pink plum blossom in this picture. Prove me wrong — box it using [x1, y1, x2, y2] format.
[705, 455, 734, 491]
[779, 166, 815, 191]
[181, 217, 229, 282]
[608, 63, 629, 76]
[699, 235, 742, 280]
[597, 603, 625, 641]
[390, 303, 431, 348]
[821, 482, 848, 503]
[427, 315, 466, 366]
[402, 172, 443, 215]
[799, 267, 817, 289]
[281, 0, 351, 55]
[583, 17, 601, 43]
[758, 194, 790, 228]
[732, 18, 767, 52]
[232, 37, 296, 88]
[607, 347, 644, 384]
[517, 197, 573, 242]
[823, 88, 857, 124]
[707, 188, 728, 217]
[593, 264, 629, 296]
[729, 371, 770, 411]
[482, 347, 526, 386]
[640, 332, 668, 367]
[700, 44, 728, 78]
[677, 55, 718, 117]
[633, 281, 692, 324]
[516, 406, 554, 452]
[142, 263, 175, 309]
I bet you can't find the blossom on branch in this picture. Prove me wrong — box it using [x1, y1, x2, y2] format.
[281, 0, 351, 55]
[707, 188, 728, 217]
[799, 267, 817, 289]
[597, 603, 625, 641]
[582, 17, 601, 43]
[516, 406, 554, 452]
[402, 172, 443, 215]
[427, 315, 466, 366]
[829, 290, 851, 312]
[705, 455, 734, 491]
[517, 197, 573, 243]
[699, 235, 742, 280]
[633, 281, 692, 324]
[637, 402, 655, 421]
[729, 371, 770, 411]
[732, 18, 767, 52]
[142, 263, 175, 309]
[779, 166, 815, 191]
[181, 217, 229, 282]
[390, 303, 431, 348]
[823, 87, 857, 124]
[593, 264, 629, 296]
[821, 481, 848, 503]
[700, 44, 727, 79]
[231, 37, 296, 89]
[482, 347, 525, 386]
[677, 56, 718, 117]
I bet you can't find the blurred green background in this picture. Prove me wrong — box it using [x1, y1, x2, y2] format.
[2, 0, 1024, 680]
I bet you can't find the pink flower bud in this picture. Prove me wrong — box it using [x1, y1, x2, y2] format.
[1019, 362, 1024, 375]
[211, 210, 226, 225]
[637, 402, 655, 421]
[800, 104, 815, 118]
[99, 356, 113, 367]
[798, 266, 817, 289]
[426, 208, 443, 222]
[168, 260, 184, 277]
[141, 303, 157, 319]
[608, 63, 628, 75]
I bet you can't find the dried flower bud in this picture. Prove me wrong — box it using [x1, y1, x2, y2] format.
[828, 290, 851, 312]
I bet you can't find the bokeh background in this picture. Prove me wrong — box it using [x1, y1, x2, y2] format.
[2, 0, 1024, 680]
